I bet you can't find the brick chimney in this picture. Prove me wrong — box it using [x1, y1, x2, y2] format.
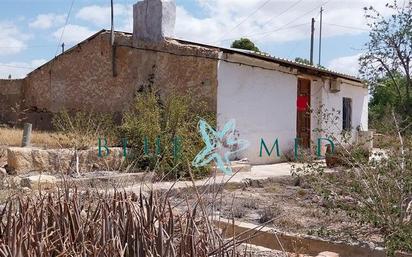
[133, 0, 176, 43]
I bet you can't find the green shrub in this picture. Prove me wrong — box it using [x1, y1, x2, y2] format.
[121, 89, 215, 179]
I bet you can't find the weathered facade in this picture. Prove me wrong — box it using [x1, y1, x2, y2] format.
[12, 31, 218, 129]
[0, 79, 25, 126]
[0, 0, 369, 165]
[217, 53, 368, 164]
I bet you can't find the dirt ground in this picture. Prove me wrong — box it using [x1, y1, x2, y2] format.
[169, 176, 384, 248]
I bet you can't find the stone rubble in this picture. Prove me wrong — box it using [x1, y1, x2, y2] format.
[20, 175, 57, 190]
[6, 147, 125, 175]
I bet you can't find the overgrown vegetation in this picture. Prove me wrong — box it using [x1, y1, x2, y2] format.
[0, 127, 64, 148]
[47, 87, 215, 179]
[121, 89, 215, 179]
[52, 110, 117, 150]
[0, 187, 258, 256]
[360, 1, 412, 132]
[331, 2, 412, 252]
[292, 109, 412, 255]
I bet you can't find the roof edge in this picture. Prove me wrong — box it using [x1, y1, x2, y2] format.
[24, 29, 363, 84]
[172, 38, 363, 84]
[26, 29, 108, 77]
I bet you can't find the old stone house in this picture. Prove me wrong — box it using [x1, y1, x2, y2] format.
[0, 0, 369, 164]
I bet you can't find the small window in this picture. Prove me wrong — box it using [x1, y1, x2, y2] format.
[342, 97, 352, 131]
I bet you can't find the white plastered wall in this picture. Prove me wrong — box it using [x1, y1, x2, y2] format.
[217, 60, 297, 164]
[319, 80, 369, 146]
[217, 57, 368, 164]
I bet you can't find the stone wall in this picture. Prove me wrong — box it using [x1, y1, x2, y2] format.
[22, 31, 219, 129]
[0, 79, 24, 126]
[6, 147, 126, 175]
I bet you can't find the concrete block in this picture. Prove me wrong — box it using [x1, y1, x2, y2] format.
[317, 252, 339, 257]
[357, 130, 374, 151]
[133, 0, 176, 43]
[7, 147, 32, 175]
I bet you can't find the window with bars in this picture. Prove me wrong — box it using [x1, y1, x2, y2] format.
[342, 97, 352, 131]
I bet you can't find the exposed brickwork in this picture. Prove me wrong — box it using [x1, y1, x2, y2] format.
[0, 79, 24, 126]
[19, 31, 218, 130]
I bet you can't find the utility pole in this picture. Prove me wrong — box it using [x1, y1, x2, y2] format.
[318, 6, 324, 66]
[61, 43, 65, 53]
[111, 0, 117, 77]
[110, 0, 114, 46]
[310, 18, 315, 65]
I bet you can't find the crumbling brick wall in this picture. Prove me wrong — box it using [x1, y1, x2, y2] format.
[0, 79, 24, 126]
[22, 31, 219, 130]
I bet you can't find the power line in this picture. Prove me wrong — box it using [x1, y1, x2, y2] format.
[0, 45, 55, 49]
[252, 22, 310, 42]
[284, 0, 328, 31]
[254, 1, 328, 44]
[227, 0, 272, 34]
[237, 0, 306, 43]
[0, 64, 34, 70]
[213, 0, 272, 43]
[54, 0, 76, 57]
[216, 22, 309, 44]
[211, 0, 322, 45]
[258, 0, 305, 29]
[324, 22, 369, 31]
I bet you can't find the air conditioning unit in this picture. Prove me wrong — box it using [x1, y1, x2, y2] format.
[330, 78, 342, 93]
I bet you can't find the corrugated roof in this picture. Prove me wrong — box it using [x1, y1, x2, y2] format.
[172, 38, 362, 83]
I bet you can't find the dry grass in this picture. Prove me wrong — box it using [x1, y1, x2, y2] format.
[0, 127, 71, 148]
[0, 185, 264, 257]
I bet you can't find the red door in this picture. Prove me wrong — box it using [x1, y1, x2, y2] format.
[296, 78, 311, 149]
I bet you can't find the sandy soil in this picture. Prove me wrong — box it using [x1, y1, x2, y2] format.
[169, 176, 383, 248]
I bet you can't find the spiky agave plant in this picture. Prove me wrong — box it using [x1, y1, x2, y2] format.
[0, 188, 253, 257]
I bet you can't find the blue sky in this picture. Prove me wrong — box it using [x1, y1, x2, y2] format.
[0, 0, 389, 79]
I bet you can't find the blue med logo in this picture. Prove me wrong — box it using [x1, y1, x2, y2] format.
[192, 119, 249, 175]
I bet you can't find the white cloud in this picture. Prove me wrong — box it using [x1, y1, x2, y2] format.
[0, 22, 28, 55]
[53, 24, 95, 44]
[31, 59, 48, 67]
[328, 53, 362, 76]
[0, 59, 47, 79]
[73, 0, 391, 47]
[29, 13, 66, 29]
[175, 6, 222, 44]
[171, 0, 391, 46]
[76, 4, 132, 30]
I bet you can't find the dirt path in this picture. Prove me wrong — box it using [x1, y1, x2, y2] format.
[168, 175, 383, 248]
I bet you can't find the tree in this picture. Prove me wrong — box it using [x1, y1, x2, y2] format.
[369, 74, 408, 130]
[294, 57, 312, 65]
[231, 38, 260, 52]
[294, 57, 326, 68]
[360, 1, 412, 117]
